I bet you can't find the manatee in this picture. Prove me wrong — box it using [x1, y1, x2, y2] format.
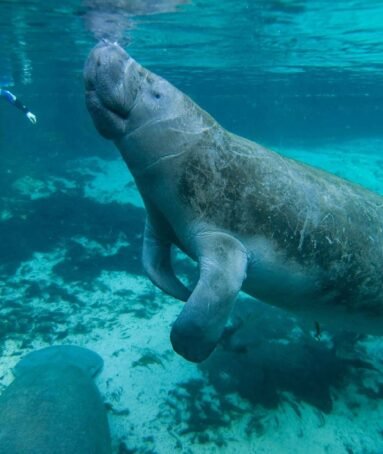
[84, 41, 383, 363]
[0, 345, 111, 454]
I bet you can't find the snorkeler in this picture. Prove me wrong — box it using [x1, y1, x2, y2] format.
[0, 88, 37, 124]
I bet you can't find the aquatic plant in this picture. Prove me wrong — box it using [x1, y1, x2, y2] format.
[161, 378, 245, 447]
[132, 350, 164, 369]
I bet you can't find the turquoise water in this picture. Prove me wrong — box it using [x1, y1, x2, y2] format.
[1, 1, 383, 453]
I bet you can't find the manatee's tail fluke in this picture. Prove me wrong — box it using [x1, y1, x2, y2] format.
[14, 345, 104, 378]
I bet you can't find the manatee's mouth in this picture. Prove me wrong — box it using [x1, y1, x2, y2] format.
[101, 95, 129, 121]
[86, 88, 129, 122]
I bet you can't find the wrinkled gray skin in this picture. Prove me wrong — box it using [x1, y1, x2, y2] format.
[84, 41, 383, 363]
[0, 346, 111, 454]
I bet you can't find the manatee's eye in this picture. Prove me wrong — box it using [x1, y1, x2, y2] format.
[154, 92, 161, 99]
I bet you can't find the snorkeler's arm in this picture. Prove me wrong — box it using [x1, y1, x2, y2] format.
[0, 89, 37, 124]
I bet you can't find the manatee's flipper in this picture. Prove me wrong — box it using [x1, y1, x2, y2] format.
[142, 218, 191, 302]
[170, 232, 248, 362]
[14, 345, 104, 378]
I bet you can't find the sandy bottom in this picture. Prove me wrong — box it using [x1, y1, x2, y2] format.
[1, 138, 383, 453]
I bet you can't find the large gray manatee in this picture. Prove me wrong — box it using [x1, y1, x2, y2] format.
[84, 41, 383, 363]
[0, 345, 111, 454]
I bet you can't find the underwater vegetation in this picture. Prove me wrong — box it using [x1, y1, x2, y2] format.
[203, 299, 377, 414]
[151, 298, 383, 447]
[0, 162, 164, 351]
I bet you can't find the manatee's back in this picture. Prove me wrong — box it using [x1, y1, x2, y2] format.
[0, 345, 112, 454]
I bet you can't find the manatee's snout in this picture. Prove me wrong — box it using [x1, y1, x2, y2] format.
[84, 41, 136, 139]
[84, 40, 127, 90]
